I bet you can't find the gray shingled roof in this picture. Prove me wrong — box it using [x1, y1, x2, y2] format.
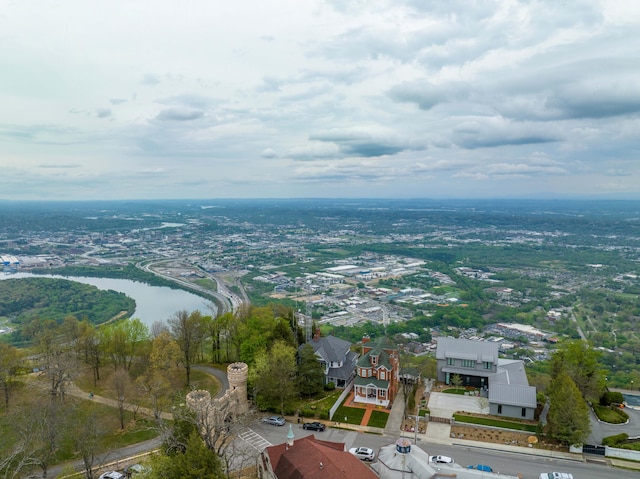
[301, 335, 351, 363]
[435, 336, 499, 362]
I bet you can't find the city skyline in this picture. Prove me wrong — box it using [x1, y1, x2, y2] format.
[1, 1, 639, 201]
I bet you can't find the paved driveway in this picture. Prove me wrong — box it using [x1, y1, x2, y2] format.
[428, 392, 490, 418]
[586, 404, 640, 444]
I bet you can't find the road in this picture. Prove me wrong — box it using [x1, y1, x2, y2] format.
[136, 259, 237, 314]
[249, 421, 636, 479]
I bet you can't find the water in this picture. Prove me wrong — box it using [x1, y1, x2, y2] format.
[0, 272, 213, 327]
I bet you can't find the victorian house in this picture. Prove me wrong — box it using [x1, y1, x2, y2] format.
[353, 336, 399, 407]
[300, 330, 358, 388]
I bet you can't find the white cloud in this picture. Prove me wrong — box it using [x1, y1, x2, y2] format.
[0, 0, 638, 199]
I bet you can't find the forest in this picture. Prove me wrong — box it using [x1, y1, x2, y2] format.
[0, 277, 135, 345]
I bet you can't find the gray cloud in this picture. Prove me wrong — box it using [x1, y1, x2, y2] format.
[96, 108, 112, 118]
[154, 108, 205, 122]
[141, 74, 161, 85]
[309, 129, 422, 158]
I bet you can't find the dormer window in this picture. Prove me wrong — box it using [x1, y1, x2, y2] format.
[371, 355, 378, 365]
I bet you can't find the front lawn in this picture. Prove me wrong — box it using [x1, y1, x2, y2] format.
[367, 410, 389, 428]
[334, 403, 366, 425]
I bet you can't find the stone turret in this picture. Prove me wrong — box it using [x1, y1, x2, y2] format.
[227, 362, 249, 414]
[186, 361, 250, 437]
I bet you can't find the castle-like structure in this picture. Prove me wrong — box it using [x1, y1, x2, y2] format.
[186, 362, 250, 426]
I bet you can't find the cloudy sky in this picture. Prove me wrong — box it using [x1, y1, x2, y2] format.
[1, 0, 639, 201]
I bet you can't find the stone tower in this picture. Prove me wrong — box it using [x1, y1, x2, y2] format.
[226, 362, 249, 414]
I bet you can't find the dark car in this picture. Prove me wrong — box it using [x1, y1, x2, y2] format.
[302, 421, 326, 431]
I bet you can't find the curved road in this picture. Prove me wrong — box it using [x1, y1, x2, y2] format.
[47, 365, 231, 478]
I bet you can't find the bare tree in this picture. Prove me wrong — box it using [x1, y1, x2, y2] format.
[36, 329, 78, 400]
[0, 342, 21, 409]
[69, 405, 106, 479]
[113, 369, 131, 429]
[168, 310, 206, 386]
[185, 392, 259, 477]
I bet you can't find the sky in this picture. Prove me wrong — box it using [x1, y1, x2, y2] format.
[1, 0, 640, 201]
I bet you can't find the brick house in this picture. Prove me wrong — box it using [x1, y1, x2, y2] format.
[258, 433, 378, 479]
[353, 336, 399, 407]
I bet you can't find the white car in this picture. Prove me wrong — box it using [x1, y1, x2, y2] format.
[539, 473, 573, 479]
[429, 455, 454, 464]
[98, 472, 124, 479]
[349, 446, 375, 461]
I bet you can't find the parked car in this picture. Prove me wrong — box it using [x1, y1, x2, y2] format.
[262, 415, 286, 426]
[349, 446, 375, 461]
[468, 464, 493, 472]
[302, 421, 326, 431]
[539, 473, 573, 479]
[99, 472, 124, 479]
[429, 455, 454, 464]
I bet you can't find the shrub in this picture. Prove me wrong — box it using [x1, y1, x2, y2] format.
[324, 382, 336, 391]
[603, 433, 628, 446]
[600, 391, 624, 406]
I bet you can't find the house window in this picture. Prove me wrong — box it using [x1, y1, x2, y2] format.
[497, 405, 502, 414]
[372, 355, 378, 365]
[380, 370, 385, 380]
[461, 359, 474, 368]
[447, 357, 455, 366]
[521, 408, 526, 417]
[483, 361, 492, 370]
[380, 390, 386, 397]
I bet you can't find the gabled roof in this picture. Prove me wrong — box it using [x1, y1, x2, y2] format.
[328, 351, 358, 380]
[302, 335, 352, 364]
[264, 435, 378, 479]
[358, 338, 397, 369]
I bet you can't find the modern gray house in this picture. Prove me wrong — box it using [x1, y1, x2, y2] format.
[435, 337, 537, 420]
[300, 332, 358, 388]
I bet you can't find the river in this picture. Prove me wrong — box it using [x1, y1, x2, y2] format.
[0, 272, 213, 327]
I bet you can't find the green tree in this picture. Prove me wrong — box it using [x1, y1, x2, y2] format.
[297, 344, 324, 396]
[547, 371, 591, 446]
[152, 431, 224, 479]
[450, 373, 463, 390]
[251, 341, 297, 414]
[551, 339, 605, 402]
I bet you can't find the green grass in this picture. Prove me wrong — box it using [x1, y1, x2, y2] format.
[294, 390, 342, 418]
[367, 410, 389, 428]
[593, 404, 628, 424]
[334, 404, 366, 425]
[194, 278, 218, 290]
[453, 413, 538, 432]
[442, 388, 467, 395]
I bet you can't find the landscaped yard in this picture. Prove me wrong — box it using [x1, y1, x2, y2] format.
[367, 409, 389, 428]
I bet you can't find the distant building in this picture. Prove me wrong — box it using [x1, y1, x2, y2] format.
[436, 337, 536, 420]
